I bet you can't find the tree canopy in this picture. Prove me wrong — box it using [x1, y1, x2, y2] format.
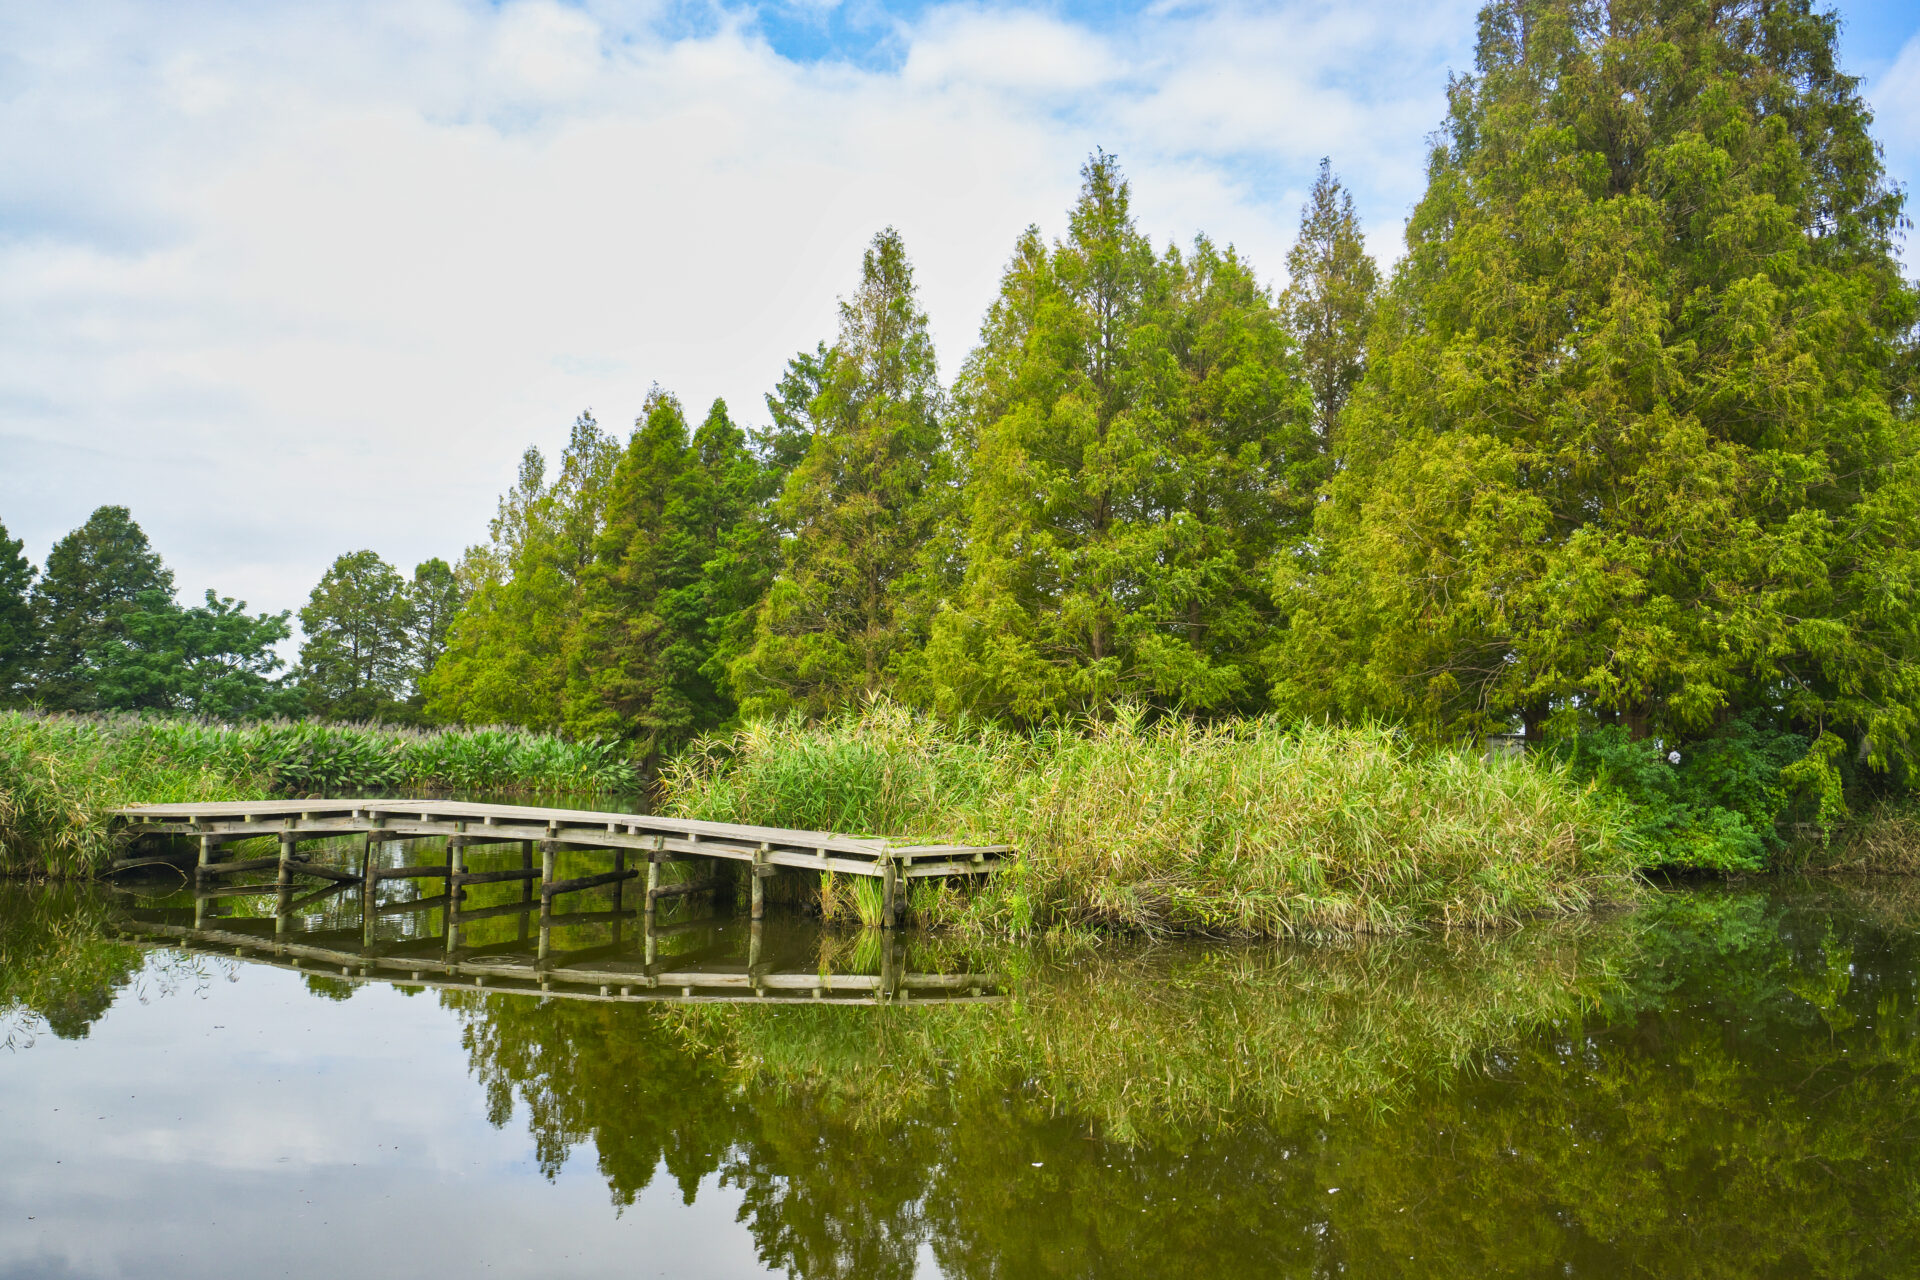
[29, 506, 175, 712]
[926, 154, 1315, 720]
[1270, 0, 1920, 793]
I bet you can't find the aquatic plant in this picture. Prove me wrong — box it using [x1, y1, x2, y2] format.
[663, 702, 1639, 935]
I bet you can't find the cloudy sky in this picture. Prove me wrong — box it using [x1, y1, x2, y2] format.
[5, 0, 1919, 629]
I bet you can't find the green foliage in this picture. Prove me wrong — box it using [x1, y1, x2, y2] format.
[297, 550, 414, 719]
[0, 710, 637, 874]
[1282, 157, 1380, 438]
[92, 589, 301, 719]
[0, 519, 35, 705]
[425, 413, 620, 729]
[663, 702, 1637, 935]
[1559, 715, 1819, 872]
[731, 228, 951, 718]
[0, 710, 270, 875]
[566, 393, 771, 763]
[407, 557, 463, 700]
[928, 154, 1316, 721]
[28, 505, 175, 711]
[1270, 0, 1920, 769]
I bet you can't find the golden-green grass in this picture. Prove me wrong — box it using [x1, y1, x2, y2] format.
[662, 703, 1641, 937]
[0, 710, 640, 876]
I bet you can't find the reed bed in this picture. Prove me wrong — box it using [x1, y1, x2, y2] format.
[0, 711, 640, 876]
[662, 703, 1640, 936]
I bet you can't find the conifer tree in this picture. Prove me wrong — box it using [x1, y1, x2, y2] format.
[0, 519, 35, 705]
[564, 391, 723, 760]
[424, 412, 618, 729]
[1282, 159, 1380, 437]
[29, 505, 175, 711]
[731, 229, 950, 717]
[927, 153, 1314, 721]
[1272, 0, 1920, 782]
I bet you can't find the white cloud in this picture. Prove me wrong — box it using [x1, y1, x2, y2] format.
[0, 0, 1485, 623]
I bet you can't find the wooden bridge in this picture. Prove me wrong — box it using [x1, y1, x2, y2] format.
[112, 797, 1012, 933]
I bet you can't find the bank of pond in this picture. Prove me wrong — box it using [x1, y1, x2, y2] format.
[2, 706, 1916, 939]
[2, 871, 1917, 1276]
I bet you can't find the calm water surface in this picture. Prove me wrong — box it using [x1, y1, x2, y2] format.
[1, 844, 1916, 1278]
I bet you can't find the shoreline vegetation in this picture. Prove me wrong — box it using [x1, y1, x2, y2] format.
[5, 702, 1915, 936]
[5, 6, 1920, 930]
[0, 711, 637, 879]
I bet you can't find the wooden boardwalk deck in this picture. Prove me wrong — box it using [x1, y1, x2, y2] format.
[112, 797, 1011, 929]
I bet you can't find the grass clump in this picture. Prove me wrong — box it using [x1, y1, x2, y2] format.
[662, 702, 1638, 936]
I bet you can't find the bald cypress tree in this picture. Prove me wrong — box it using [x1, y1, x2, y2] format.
[1283, 159, 1380, 438]
[1274, 1, 1920, 794]
[928, 153, 1314, 721]
[566, 393, 767, 761]
[730, 228, 950, 718]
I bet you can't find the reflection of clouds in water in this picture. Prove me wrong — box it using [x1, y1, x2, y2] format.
[0, 954, 773, 1279]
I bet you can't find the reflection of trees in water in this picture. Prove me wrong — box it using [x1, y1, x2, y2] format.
[0, 882, 145, 1044]
[448, 891, 1920, 1277]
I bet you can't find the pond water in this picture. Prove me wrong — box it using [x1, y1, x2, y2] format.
[1, 841, 1916, 1278]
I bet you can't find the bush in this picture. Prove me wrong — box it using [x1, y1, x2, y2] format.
[1556, 716, 1829, 873]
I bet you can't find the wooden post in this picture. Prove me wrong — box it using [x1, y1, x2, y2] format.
[357, 832, 372, 882]
[880, 856, 899, 930]
[538, 840, 557, 963]
[362, 837, 381, 898]
[644, 912, 657, 968]
[277, 832, 296, 890]
[196, 834, 215, 884]
[446, 841, 466, 953]
[750, 847, 767, 922]
[645, 856, 660, 915]
[748, 917, 763, 973]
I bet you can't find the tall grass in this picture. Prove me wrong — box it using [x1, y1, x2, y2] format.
[0, 713, 270, 876]
[0, 711, 641, 876]
[662, 702, 1640, 936]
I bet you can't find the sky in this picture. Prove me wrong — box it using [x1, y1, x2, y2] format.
[4, 0, 1920, 632]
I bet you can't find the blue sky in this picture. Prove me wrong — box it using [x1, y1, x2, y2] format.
[3, 0, 1918, 625]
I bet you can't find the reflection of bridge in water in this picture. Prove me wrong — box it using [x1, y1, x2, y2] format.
[107, 799, 1007, 1005]
[111, 897, 1002, 1007]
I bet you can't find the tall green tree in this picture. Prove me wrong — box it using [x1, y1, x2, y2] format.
[0, 520, 35, 705]
[1271, 0, 1920, 783]
[407, 557, 463, 703]
[565, 394, 770, 760]
[424, 412, 619, 729]
[1282, 158, 1380, 438]
[731, 228, 951, 717]
[927, 153, 1315, 721]
[93, 590, 300, 718]
[298, 550, 413, 720]
[29, 506, 174, 711]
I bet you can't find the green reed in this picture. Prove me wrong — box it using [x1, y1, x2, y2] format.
[0, 710, 640, 875]
[661, 701, 1640, 936]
